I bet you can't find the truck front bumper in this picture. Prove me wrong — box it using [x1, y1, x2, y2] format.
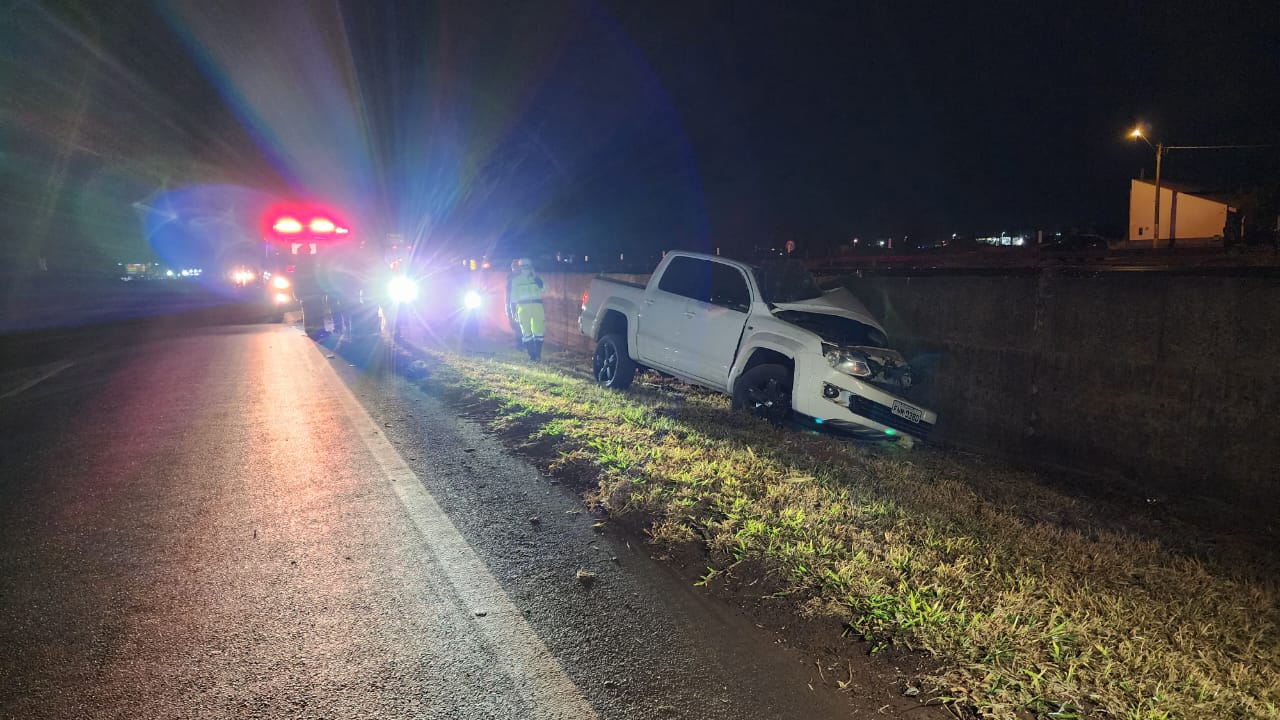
[791, 370, 938, 443]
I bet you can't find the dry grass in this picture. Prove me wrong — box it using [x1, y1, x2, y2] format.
[420, 349, 1279, 720]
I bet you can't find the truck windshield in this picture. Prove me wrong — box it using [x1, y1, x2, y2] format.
[752, 259, 824, 304]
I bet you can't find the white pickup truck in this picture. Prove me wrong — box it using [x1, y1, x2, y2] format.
[578, 252, 937, 442]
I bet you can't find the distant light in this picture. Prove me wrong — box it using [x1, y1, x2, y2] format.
[335, 227, 349, 235]
[309, 218, 335, 233]
[884, 428, 897, 436]
[1129, 127, 1144, 139]
[273, 217, 303, 234]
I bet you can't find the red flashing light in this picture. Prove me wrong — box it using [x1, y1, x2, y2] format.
[264, 203, 351, 242]
[273, 216, 303, 234]
[581, 288, 589, 311]
[309, 218, 336, 233]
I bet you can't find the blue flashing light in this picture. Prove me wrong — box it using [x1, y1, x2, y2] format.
[814, 418, 824, 424]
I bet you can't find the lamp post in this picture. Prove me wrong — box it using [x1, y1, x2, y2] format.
[1129, 128, 1164, 249]
[1129, 127, 1273, 249]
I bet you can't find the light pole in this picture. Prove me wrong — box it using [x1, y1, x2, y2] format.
[1129, 127, 1273, 249]
[1129, 128, 1164, 249]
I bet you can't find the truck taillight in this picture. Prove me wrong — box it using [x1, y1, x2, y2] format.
[581, 288, 589, 311]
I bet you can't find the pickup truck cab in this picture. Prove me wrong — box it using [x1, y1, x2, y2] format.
[578, 252, 937, 442]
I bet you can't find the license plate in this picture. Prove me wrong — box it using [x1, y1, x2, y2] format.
[891, 399, 923, 424]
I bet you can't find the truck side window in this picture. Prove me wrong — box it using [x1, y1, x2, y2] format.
[708, 263, 750, 311]
[657, 257, 710, 302]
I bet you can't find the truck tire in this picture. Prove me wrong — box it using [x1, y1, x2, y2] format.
[732, 364, 793, 426]
[593, 334, 636, 390]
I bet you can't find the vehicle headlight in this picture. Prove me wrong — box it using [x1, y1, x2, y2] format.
[388, 276, 419, 304]
[463, 289, 483, 310]
[272, 275, 291, 290]
[824, 348, 872, 378]
[274, 292, 290, 304]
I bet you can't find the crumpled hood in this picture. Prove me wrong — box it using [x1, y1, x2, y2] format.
[771, 287, 885, 334]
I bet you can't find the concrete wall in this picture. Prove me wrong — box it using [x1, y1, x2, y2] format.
[521, 268, 1279, 511]
[847, 269, 1280, 509]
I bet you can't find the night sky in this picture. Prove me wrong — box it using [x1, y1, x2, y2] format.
[2, 0, 1278, 268]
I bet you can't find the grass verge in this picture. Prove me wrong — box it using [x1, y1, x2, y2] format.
[418, 348, 1278, 720]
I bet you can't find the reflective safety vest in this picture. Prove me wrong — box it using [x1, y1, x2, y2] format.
[510, 273, 544, 304]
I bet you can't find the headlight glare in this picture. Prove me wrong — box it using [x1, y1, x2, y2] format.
[272, 275, 291, 289]
[388, 276, 419, 304]
[463, 289, 483, 310]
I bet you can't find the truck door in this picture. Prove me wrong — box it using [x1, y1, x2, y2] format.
[634, 256, 699, 370]
[681, 260, 751, 390]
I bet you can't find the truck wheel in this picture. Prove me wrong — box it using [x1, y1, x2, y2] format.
[593, 334, 636, 390]
[732, 364, 793, 426]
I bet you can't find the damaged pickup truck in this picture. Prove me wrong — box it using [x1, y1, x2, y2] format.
[578, 251, 937, 443]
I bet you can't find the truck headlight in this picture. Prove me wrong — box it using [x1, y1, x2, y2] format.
[463, 289, 483, 310]
[272, 275, 291, 290]
[388, 276, 419, 304]
[824, 348, 872, 378]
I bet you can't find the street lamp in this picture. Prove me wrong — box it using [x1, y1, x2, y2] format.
[1129, 126, 1273, 249]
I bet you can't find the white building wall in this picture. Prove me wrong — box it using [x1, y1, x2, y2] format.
[1128, 180, 1228, 245]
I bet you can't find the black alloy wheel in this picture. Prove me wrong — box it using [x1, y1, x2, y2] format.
[592, 333, 636, 390]
[732, 364, 793, 425]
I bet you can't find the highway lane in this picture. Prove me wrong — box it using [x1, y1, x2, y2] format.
[0, 319, 864, 719]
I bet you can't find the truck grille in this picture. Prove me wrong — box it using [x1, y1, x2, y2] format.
[848, 396, 934, 440]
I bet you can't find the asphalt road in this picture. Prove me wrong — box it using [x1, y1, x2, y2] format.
[0, 314, 860, 719]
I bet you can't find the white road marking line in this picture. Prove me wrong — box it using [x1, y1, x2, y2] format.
[321, 349, 599, 719]
[0, 360, 76, 399]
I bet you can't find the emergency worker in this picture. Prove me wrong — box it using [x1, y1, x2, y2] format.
[508, 258, 545, 360]
[331, 241, 381, 339]
[504, 260, 525, 349]
[289, 252, 330, 338]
